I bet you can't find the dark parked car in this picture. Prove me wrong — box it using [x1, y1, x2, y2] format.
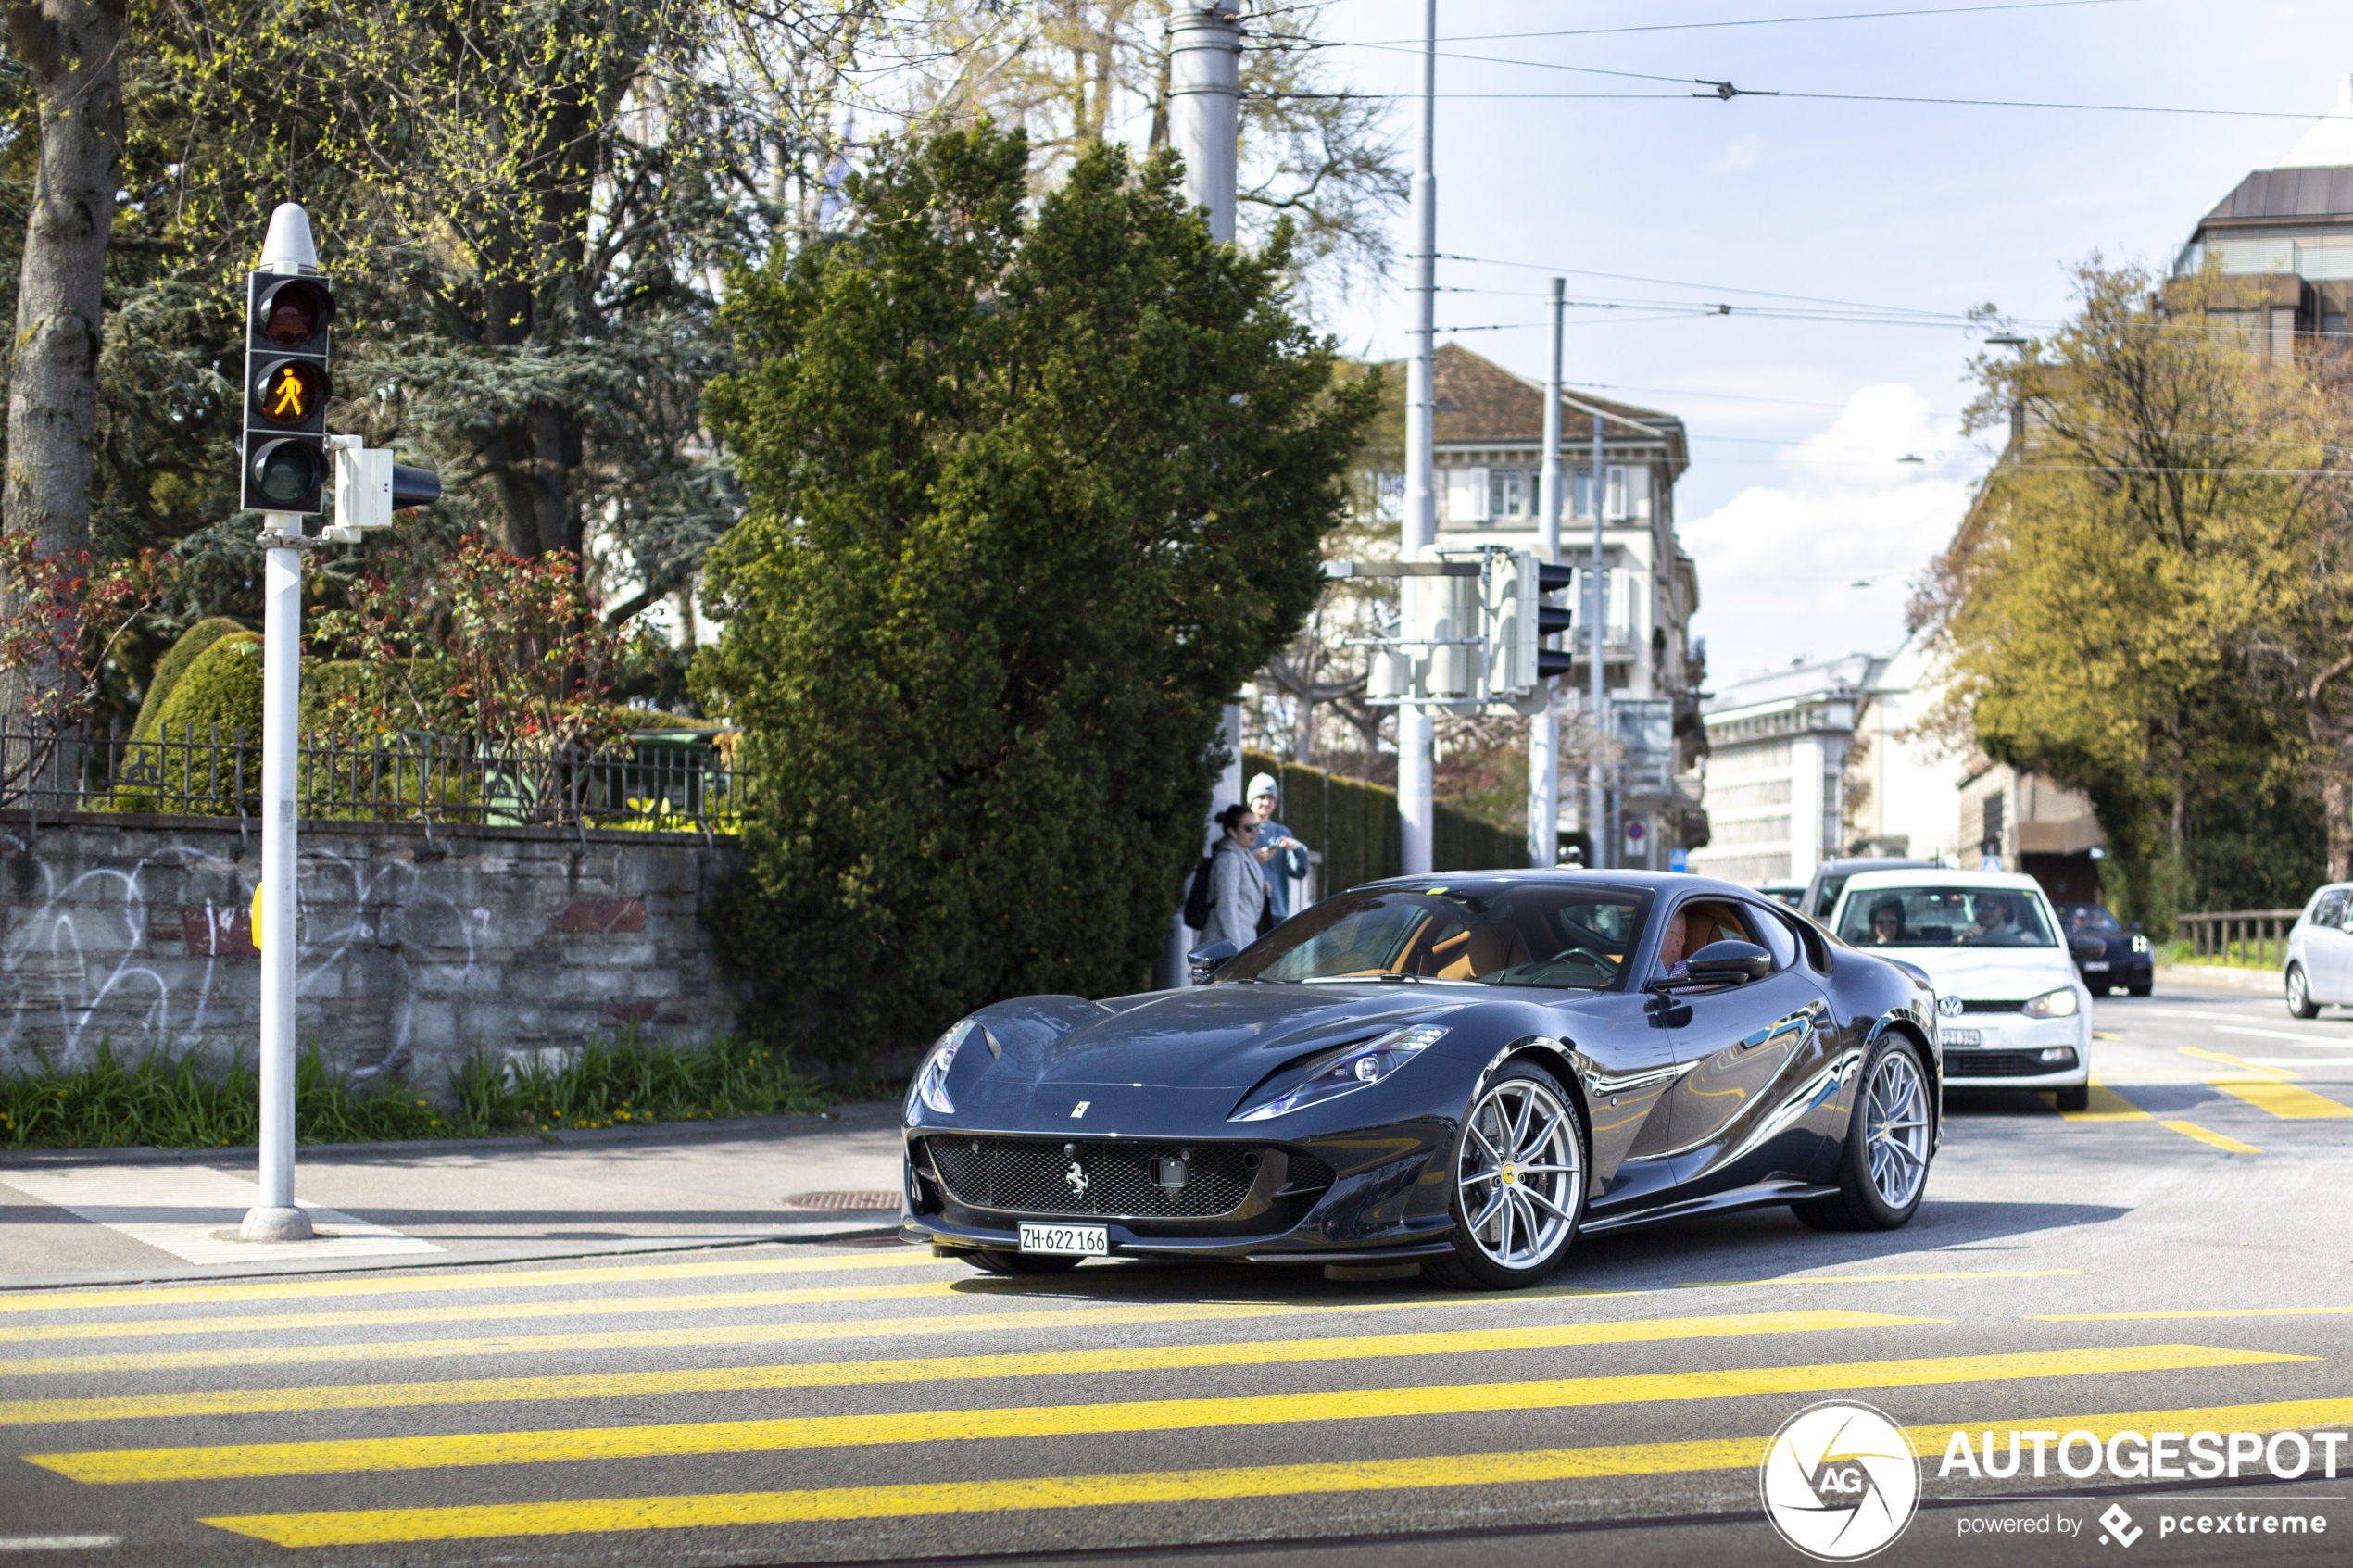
[899, 871, 1942, 1289]
[2053, 902, 2153, 996]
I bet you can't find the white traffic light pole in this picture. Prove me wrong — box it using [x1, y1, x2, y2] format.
[1529, 280, 1564, 870]
[240, 202, 320, 1245]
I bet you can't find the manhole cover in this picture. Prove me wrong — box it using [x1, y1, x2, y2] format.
[780, 1191, 899, 1210]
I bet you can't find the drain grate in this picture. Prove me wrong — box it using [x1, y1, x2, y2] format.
[779, 1191, 900, 1210]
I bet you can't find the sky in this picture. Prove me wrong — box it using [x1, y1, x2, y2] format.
[1297, 0, 2353, 687]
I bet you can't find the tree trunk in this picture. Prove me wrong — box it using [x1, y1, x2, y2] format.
[0, 0, 125, 717]
[2323, 771, 2353, 884]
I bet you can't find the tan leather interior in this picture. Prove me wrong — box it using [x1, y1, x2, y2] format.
[1431, 921, 1530, 980]
[1673, 900, 1755, 954]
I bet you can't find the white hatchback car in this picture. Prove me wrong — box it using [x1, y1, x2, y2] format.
[1828, 869, 2094, 1110]
[2283, 883, 2353, 1018]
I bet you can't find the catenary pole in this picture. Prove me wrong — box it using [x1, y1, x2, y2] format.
[1398, 0, 1437, 876]
[1529, 279, 1564, 871]
[1586, 355, 1608, 869]
[240, 205, 318, 1245]
[1165, 0, 1244, 985]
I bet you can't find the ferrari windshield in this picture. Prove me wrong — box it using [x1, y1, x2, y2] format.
[1837, 885, 2057, 948]
[1217, 884, 1653, 990]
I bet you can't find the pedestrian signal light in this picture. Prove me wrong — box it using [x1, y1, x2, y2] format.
[252, 361, 326, 429]
[240, 262, 333, 515]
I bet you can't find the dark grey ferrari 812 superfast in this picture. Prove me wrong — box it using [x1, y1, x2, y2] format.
[898, 870, 1941, 1289]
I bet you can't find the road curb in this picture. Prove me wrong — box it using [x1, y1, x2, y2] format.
[0, 1220, 906, 1292]
[2152, 963, 2278, 995]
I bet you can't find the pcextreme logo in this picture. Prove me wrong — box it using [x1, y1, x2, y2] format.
[1760, 1400, 1923, 1561]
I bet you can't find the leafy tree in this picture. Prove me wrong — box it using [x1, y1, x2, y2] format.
[1919, 263, 2350, 921]
[696, 125, 1377, 1070]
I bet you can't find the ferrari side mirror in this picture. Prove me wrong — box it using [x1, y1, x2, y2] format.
[1188, 940, 1240, 983]
[1684, 939, 1772, 985]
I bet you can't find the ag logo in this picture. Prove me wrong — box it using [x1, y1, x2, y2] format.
[1758, 1400, 1920, 1561]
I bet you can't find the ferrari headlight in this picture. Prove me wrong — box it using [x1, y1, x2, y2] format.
[2130, 934, 2151, 953]
[907, 1019, 975, 1119]
[2021, 986, 2079, 1020]
[1228, 1025, 1447, 1123]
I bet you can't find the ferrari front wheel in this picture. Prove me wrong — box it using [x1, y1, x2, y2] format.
[1425, 1061, 1587, 1291]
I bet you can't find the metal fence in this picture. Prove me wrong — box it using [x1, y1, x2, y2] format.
[0, 717, 741, 837]
[2175, 909, 2301, 968]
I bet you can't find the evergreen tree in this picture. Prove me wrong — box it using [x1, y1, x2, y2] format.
[697, 125, 1377, 1070]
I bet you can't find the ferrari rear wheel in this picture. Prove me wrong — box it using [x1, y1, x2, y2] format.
[1793, 1036, 1931, 1232]
[957, 1249, 1084, 1275]
[1425, 1062, 1586, 1291]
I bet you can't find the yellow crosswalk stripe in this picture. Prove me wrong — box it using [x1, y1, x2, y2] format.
[0, 1293, 1635, 1379]
[2180, 1046, 2297, 1079]
[1673, 1270, 2078, 1288]
[31, 1344, 2301, 1483]
[2212, 1080, 2353, 1120]
[2160, 1120, 2262, 1153]
[0, 1310, 1932, 1427]
[0, 1249, 950, 1316]
[198, 1395, 2353, 1547]
[2054, 1083, 2150, 1122]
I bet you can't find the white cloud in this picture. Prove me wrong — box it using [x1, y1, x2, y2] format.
[1680, 383, 1973, 687]
[1706, 134, 1761, 176]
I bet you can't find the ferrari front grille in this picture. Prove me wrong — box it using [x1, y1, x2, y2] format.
[921, 1136, 1282, 1218]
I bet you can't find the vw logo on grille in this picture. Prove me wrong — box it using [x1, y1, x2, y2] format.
[1064, 1160, 1089, 1196]
[1937, 995, 1964, 1018]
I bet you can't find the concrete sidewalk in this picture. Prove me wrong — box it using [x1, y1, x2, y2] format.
[0, 1101, 907, 1289]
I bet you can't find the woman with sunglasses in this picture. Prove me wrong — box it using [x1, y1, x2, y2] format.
[1202, 802, 1274, 950]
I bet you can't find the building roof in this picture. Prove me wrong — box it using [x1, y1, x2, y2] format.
[1702, 654, 1880, 719]
[2280, 73, 2353, 169]
[1384, 344, 1691, 475]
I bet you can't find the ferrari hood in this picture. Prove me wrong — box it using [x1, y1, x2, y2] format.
[976, 983, 1466, 1093]
[1881, 946, 2078, 999]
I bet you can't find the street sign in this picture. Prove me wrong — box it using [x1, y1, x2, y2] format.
[1668, 847, 1688, 872]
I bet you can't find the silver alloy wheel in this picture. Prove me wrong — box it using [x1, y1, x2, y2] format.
[1863, 1047, 1931, 1210]
[1456, 1075, 1582, 1270]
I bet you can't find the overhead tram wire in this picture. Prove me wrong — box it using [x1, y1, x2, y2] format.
[1337, 0, 2141, 46]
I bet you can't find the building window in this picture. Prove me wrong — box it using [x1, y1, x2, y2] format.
[1982, 793, 2005, 857]
[1489, 470, 1527, 521]
[1573, 466, 1630, 520]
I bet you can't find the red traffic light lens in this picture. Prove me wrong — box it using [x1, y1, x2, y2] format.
[252, 360, 327, 427]
[256, 279, 332, 347]
[250, 439, 322, 507]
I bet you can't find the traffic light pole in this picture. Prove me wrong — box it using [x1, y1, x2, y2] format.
[242, 512, 311, 1242]
[1529, 281, 1564, 870]
[1398, 0, 1437, 877]
[1586, 376, 1608, 869]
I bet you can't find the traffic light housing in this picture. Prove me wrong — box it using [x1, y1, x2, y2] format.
[241, 270, 334, 514]
[1486, 551, 1579, 707]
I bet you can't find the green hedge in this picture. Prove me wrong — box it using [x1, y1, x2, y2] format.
[1243, 751, 1527, 898]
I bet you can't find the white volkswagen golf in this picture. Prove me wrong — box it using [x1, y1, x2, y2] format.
[1827, 869, 2095, 1110]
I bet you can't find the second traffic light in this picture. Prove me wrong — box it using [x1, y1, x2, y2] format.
[241, 226, 335, 515]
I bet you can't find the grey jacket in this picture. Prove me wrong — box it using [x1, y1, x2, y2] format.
[1202, 837, 1268, 949]
[1256, 819, 1308, 918]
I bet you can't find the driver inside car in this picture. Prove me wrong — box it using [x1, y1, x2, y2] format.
[1958, 895, 2015, 946]
[1655, 909, 1692, 980]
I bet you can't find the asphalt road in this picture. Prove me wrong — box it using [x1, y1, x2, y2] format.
[2, 985, 2349, 1568]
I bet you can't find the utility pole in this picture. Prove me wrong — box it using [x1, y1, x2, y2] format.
[1165, 0, 1244, 984]
[1586, 366, 1608, 869]
[1529, 279, 1564, 871]
[1399, 0, 1437, 876]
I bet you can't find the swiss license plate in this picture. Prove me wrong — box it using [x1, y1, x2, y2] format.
[2083, 961, 2110, 972]
[1019, 1223, 1108, 1256]
[1942, 1029, 1983, 1047]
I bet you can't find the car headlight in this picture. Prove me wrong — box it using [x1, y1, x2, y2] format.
[2022, 986, 2079, 1019]
[1228, 1025, 1448, 1123]
[2130, 934, 2151, 953]
[907, 1019, 975, 1119]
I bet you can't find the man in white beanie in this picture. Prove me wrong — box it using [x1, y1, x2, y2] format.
[1246, 772, 1310, 922]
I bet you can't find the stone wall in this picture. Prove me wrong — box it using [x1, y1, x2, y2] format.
[0, 809, 747, 1085]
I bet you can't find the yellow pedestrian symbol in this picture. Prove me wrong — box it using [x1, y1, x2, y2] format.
[270, 368, 307, 420]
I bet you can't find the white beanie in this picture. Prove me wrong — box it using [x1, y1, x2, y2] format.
[1245, 772, 1278, 803]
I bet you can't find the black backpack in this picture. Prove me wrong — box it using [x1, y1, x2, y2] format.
[1182, 854, 1214, 930]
